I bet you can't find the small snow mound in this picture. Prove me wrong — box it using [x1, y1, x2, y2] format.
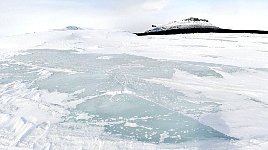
[65, 26, 82, 30]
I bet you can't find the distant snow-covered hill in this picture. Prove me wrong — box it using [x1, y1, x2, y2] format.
[136, 17, 268, 36]
[146, 17, 220, 33]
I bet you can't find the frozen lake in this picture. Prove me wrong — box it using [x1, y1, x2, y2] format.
[0, 49, 235, 145]
[0, 30, 268, 149]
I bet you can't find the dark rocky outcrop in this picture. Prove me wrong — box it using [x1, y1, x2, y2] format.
[135, 17, 268, 36]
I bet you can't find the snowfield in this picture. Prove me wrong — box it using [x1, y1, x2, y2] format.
[0, 28, 268, 149]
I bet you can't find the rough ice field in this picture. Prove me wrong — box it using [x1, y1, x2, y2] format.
[0, 29, 268, 149]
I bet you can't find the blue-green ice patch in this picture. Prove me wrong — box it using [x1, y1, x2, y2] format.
[0, 49, 238, 144]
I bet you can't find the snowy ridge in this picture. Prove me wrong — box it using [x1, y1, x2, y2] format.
[146, 17, 220, 33]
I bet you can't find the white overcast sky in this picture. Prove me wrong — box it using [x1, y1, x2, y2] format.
[0, 0, 268, 36]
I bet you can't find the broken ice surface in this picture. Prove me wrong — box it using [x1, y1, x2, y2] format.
[0, 49, 238, 145]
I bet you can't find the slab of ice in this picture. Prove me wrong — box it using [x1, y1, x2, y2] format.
[0, 49, 238, 148]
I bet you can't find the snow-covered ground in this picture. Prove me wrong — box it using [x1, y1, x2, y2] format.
[0, 28, 268, 149]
